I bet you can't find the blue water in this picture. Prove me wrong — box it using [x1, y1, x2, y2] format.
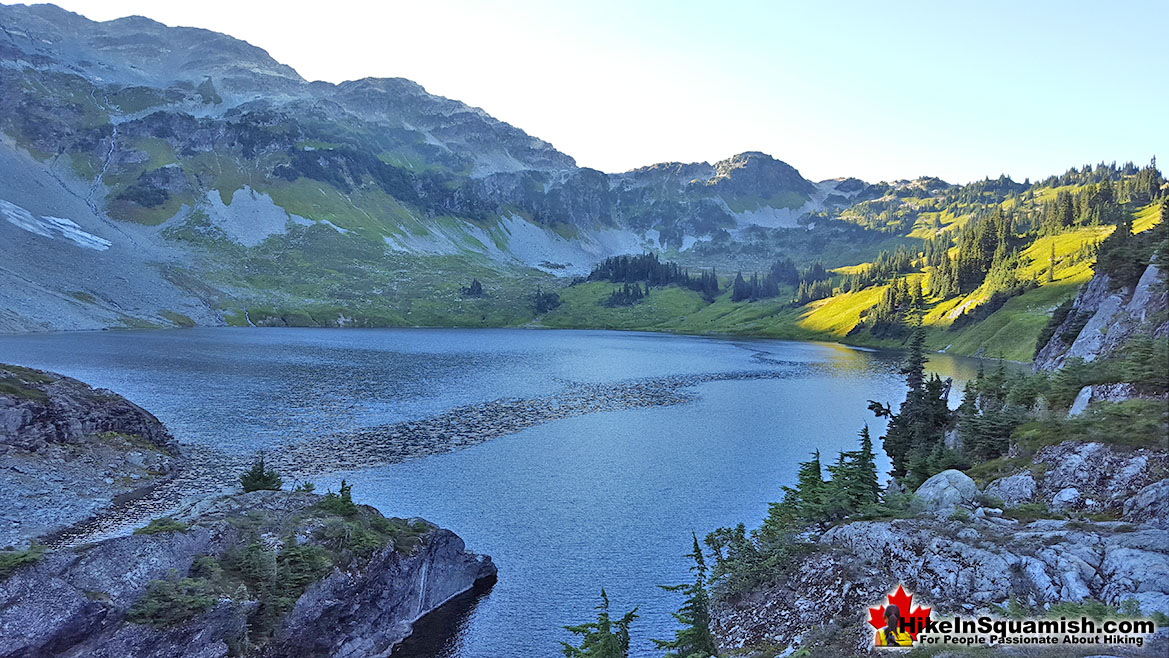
[0, 328, 992, 657]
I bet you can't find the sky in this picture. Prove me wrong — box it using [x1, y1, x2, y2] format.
[46, 0, 1169, 183]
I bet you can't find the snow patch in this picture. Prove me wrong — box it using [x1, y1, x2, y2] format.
[320, 219, 348, 234]
[730, 201, 813, 229]
[0, 199, 111, 250]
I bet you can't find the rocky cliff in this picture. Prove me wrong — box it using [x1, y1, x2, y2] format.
[1, 363, 182, 547]
[1034, 263, 1168, 372]
[0, 490, 497, 658]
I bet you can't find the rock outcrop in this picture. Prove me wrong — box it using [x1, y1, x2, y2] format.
[712, 465, 1169, 656]
[1034, 264, 1169, 371]
[0, 490, 497, 658]
[1, 364, 183, 547]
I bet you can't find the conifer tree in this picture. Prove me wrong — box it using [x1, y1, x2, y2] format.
[562, 590, 637, 658]
[781, 450, 826, 521]
[851, 425, 880, 506]
[653, 534, 718, 658]
[869, 328, 953, 481]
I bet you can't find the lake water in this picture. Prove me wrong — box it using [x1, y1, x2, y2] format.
[0, 328, 992, 657]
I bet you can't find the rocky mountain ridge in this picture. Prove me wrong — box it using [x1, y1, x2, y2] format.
[0, 2, 888, 332]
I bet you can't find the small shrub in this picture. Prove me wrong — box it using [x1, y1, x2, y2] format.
[949, 507, 971, 522]
[189, 555, 222, 579]
[0, 541, 45, 579]
[991, 596, 1033, 619]
[240, 453, 282, 492]
[134, 517, 189, 535]
[1047, 599, 1120, 621]
[317, 479, 357, 516]
[292, 481, 315, 493]
[1118, 598, 1142, 617]
[1003, 502, 1060, 522]
[125, 576, 217, 626]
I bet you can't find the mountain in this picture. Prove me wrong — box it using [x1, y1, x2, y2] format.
[0, 3, 881, 332]
[0, 3, 1163, 362]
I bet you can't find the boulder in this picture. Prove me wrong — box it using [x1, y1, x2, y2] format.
[1124, 479, 1169, 529]
[1068, 386, 1093, 417]
[914, 469, 979, 512]
[985, 472, 1037, 507]
[1051, 487, 1081, 511]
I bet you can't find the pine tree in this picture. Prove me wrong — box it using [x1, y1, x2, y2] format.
[852, 425, 880, 506]
[562, 589, 638, 658]
[240, 452, 282, 492]
[870, 328, 953, 480]
[901, 328, 927, 394]
[653, 534, 718, 658]
[464, 278, 485, 297]
[781, 450, 827, 522]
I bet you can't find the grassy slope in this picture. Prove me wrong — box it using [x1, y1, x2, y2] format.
[543, 201, 1161, 361]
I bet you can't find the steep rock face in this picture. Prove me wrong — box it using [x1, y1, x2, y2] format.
[1034, 264, 1169, 371]
[0, 491, 496, 658]
[0, 364, 182, 547]
[270, 528, 494, 657]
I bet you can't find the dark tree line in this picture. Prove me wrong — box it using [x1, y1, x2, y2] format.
[605, 283, 649, 307]
[585, 254, 719, 299]
[731, 257, 831, 303]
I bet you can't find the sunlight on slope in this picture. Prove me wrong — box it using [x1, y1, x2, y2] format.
[796, 285, 885, 335]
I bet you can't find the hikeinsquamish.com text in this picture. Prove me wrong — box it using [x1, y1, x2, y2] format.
[914, 615, 1157, 648]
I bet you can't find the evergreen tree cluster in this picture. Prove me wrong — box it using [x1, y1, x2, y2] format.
[652, 535, 718, 658]
[561, 590, 637, 658]
[533, 285, 562, 313]
[1095, 200, 1169, 289]
[863, 276, 923, 337]
[1036, 160, 1164, 204]
[867, 329, 955, 486]
[702, 426, 882, 598]
[794, 278, 833, 304]
[462, 278, 485, 297]
[605, 283, 649, 307]
[768, 427, 881, 528]
[840, 245, 917, 293]
[955, 364, 1034, 462]
[586, 253, 719, 298]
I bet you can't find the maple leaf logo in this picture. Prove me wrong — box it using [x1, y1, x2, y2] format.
[867, 585, 932, 642]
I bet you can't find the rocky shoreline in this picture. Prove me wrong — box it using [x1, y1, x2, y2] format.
[712, 457, 1169, 656]
[0, 490, 497, 658]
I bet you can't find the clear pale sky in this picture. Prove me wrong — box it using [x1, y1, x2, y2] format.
[46, 0, 1169, 183]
